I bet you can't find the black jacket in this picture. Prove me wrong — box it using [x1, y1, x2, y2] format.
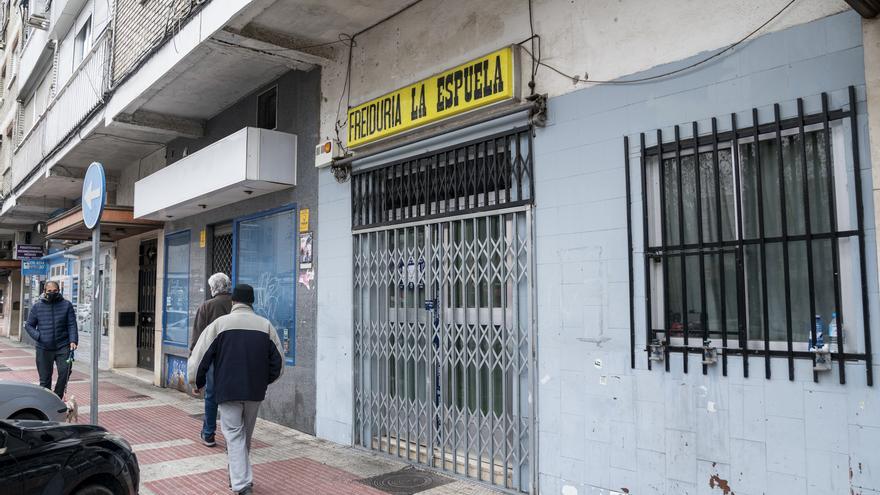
[24, 295, 78, 351]
[187, 304, 284, 403]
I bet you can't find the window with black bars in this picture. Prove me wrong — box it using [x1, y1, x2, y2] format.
[351, 126, 534, 230]
[212, 231, 233, 278]
[625, 87, 872, 385]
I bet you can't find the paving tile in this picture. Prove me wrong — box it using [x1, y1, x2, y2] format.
[145, 458, 387, 495]
[1, 337, 503, 494]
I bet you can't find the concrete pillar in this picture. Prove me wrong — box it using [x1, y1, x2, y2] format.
[153, 233, 165, 387]
[109, 236, 139, 369]
[11, 271, 25, 341]
[0, 275, 12, 337]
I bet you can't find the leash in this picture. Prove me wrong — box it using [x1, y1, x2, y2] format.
[63, 348, 75, 393]
[62, 348, 79, 422]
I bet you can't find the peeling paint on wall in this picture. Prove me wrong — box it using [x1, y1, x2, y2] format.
[709, 474, 734, 494]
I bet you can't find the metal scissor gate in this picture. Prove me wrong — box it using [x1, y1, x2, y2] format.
[352, 127, 535, 492]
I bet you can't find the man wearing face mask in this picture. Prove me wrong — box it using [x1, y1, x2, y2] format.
[24, 281, 78, 398]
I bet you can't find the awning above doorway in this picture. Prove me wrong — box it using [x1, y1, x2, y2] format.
[0, 260, 22, 269]
[133, 127, 297, 221]
[47, 205, 164, 241]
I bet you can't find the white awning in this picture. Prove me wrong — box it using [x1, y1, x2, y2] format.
[134, 127, 296, 220]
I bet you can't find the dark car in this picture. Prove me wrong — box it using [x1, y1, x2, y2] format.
[0, 420, 139, 495]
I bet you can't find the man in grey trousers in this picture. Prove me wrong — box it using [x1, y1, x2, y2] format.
[187, 284, 284, 495]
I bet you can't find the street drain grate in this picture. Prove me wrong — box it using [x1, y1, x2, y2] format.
[357, 466, 452, 495]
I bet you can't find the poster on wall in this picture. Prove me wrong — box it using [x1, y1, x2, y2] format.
[165, 355, 188, 392]
[298, 268, 314, 290]
[299, 232, 313, 268]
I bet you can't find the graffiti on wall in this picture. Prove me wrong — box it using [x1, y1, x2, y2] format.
[165, 355, 188, 392]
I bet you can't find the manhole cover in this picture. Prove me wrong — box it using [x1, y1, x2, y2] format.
[357, 466, 452, 495]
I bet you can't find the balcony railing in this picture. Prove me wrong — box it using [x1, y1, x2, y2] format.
[10, 27, 111, 191]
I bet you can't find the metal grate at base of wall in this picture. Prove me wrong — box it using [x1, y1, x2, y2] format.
[356, 466, 453, 495]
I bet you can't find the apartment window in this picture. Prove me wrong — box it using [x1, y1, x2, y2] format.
[627, 87, 872, 385]
[73, 17, 92, 69]
[256, 86, 277, 130]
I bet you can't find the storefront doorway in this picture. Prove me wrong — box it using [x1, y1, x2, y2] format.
[351, 127, 536, 492]
[137, 239, 157, 370]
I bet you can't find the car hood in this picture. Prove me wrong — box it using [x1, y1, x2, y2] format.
[10, 420, 104, 434]
[4, 420, 106, 444]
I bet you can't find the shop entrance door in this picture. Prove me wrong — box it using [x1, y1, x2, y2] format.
[137, 239, 158, 370]
[354, 210, 533, 492]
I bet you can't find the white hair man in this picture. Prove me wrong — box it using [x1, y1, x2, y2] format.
[190, 272, 232, 446]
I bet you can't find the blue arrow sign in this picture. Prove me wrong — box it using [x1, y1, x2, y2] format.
[82, 162, 106, 230]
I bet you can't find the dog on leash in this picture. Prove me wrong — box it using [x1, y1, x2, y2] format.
[65, 395, 79, 423]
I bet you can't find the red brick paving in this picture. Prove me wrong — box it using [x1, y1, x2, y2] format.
[100, 405, 223, 445]
[64, 381, 152, 406]
[146, 458, 387, 495]
[98, 405, 266, 454]
[0, 349, 31, 358]
[0, 356, 37, 367]
[136, 441, 246, 465]
[2, 341, 393, 495]
[0, 368, 89, 384]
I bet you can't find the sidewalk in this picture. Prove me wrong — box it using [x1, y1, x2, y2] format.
[0, 337, 500, 495]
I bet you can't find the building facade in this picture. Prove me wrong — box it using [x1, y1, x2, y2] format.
[0, 0, 878, 493]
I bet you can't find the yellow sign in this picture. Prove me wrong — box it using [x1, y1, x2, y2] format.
[299, 209, 310, 232]
[199, 229, 206, 248]
[347, 47, 515, 148]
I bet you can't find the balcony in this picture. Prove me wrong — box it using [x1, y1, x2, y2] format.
[10, 27, 111, 192]
[134, 127, 297, 220]
[17, 25, 52, 96]
[49, 0, 89, 40]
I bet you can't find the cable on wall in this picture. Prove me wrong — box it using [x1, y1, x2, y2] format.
[520, 0, 798, 86]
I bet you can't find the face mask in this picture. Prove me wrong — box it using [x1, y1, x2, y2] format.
[46, 292, 61, 302]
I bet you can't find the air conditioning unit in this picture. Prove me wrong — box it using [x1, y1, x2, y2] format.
[25, 0, 49, 30]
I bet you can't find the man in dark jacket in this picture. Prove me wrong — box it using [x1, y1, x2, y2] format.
[190, 272, 233, 447]
[188, 285, 283, 495]
[24, 281, 78, 398]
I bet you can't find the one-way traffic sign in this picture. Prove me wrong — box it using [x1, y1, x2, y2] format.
[82, 162, 106, 230]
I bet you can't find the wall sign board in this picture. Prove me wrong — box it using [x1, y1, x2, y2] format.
[347, 46, 516, 148]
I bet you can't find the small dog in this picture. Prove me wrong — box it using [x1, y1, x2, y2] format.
[65, 395, 79, 423]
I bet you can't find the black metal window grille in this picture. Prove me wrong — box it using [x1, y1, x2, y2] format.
[212, 231, 233, 278]
[351, 126, 534, 230]
[626, 87, 873, 385]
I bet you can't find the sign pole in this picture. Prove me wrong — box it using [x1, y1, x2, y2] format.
[90, 225, 100, 425]
[82, 162, 106, 426]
